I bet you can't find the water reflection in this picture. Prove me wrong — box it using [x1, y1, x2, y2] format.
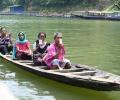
[0, 61, 56, 100]
[0, 64, 4, 67]
[0, 19, 19, 24]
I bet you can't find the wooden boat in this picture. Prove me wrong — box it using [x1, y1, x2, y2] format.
[72, 11, 107, 20]
[72, 11, 120, 21]
[0, 53, 120, 91]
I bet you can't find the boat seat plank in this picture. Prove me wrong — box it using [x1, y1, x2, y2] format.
[90, 76, 115, 83]
[52, 67, 89, 73]
[64, 70, 96, 76]
[32, 65, 48, 69]
[64, 74, 91, 80]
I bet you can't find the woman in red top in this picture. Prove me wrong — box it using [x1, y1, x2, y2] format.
[12, 32, 32, 60]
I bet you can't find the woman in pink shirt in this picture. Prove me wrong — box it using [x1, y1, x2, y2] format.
[12, 32, 32, 60]
[43, 32, 71, 70]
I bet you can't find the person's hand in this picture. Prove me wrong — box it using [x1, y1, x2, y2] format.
[18, 50, 23, 52]
[23, 51, 28, 54]
[42, 53, 46, 57]
[58, 42, 63, 50]
[57, 47, 61, 54]
[38, 58, 43, 62]
[54, 47, 61, 59]
[22, 50, 30, 55]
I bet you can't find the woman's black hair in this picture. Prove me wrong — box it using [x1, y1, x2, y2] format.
[18, 32, 24, 36]
[38, 32, 46, 38]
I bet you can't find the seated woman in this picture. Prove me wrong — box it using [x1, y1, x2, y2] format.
[0, 27, 13, 55]
[12, 32, 32, 60]
[43, 32, 71, 70]
[33, 32, 50, 66]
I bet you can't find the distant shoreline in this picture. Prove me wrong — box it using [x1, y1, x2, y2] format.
[0, 11, 72, 18]
[1, 11, 120, 21]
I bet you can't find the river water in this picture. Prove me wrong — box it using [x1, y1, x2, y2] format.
[0, 15, 120, 100]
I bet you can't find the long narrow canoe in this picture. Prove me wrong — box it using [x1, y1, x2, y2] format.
[0, 53, 120, 91]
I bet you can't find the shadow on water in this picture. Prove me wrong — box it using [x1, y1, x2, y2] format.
[0, 58, 120, 100]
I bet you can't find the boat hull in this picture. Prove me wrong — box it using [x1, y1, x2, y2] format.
[0, 54, 120, 91]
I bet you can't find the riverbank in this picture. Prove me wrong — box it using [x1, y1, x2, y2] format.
[0, 11, 72, 18]
[1, 10, 120, 21]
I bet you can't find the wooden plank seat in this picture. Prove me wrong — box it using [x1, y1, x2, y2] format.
[52, 67, 89, 73]
[65, 70, 97, 76]
[89, 76, 114, 83]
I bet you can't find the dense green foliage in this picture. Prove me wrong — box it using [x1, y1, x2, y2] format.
[106, 0, 120, 11]
[0, 0, 119, 11]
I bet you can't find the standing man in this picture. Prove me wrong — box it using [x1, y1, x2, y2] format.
[43, 32, 71, 70]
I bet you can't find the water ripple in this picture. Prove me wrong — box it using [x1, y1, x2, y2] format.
[0, 64, 4, 67]
[5, 72, 16, 79]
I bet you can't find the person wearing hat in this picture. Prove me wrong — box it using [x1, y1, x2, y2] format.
[43, 32, 71, 70]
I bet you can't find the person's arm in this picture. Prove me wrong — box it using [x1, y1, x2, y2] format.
[8, 33, 13, 44]
[26, 41, 32, 55]
[0, 38, 5, 45]
[42, 45, 54, 61]
[16, 45, 23, 52]
[4, 37, 10, 45]
[54, 47, 61, 59]
[54, 44, 63, 59]
[41, 43, 50, 57]
[27, 46, 32, 55]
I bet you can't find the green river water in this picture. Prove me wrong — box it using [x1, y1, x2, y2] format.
[0, 15, 120, 100]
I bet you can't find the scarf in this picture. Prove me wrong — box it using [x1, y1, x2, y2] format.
[16, 32, 28, 44]
[12, 32, 28, 59]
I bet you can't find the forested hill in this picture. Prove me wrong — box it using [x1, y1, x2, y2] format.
[0, 0, 119, 12]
